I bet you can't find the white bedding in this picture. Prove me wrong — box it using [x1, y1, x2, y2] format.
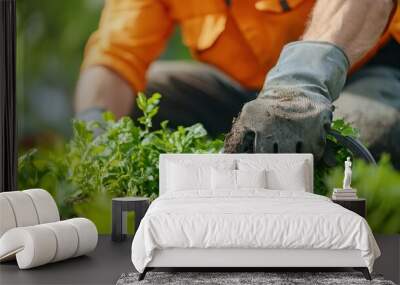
[131, 190, 380, 273]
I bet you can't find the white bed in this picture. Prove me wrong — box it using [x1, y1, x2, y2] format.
[131, 154, 379, 280]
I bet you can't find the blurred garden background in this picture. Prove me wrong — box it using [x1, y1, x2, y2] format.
[16, 0, 400, 234]
[17, 0, 191, 147]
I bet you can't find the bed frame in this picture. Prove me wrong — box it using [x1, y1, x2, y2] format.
[138, 154, 371, 280]
[140, 248, 370, 280]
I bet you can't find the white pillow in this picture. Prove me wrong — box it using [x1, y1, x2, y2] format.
[237, 159, 309, 191]
[166, 159, 236, 192]
[211, 169, 267, 190]
[211, 168, 236, 190]
[236, 169, 267, 189]
[267, 162, 307, 191]
[167, 163, 210, 191]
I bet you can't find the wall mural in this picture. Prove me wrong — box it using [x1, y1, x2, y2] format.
[16, 0, 400, 234]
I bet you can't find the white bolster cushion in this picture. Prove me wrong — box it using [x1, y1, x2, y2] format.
[65, 218, 98, 257]
[23, 189, 60, 224]
[0, 225, 57, 268]
[0, 189, 60, 238]
[0, 218, 98, 269]
[0, 191, 39, 228]
[42, 221, 79, 262]
[0, 196, 17, 237]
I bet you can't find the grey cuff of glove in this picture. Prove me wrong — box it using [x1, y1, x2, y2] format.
[263, 41, 350, 101]
[75, 107, 106, 122]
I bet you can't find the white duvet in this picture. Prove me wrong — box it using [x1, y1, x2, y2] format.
[131, 190, 380, 273]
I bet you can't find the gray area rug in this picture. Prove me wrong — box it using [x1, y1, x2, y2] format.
[116, 272, 395, 285]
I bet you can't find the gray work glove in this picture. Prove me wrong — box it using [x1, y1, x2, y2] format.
[224, 41, 349, 160]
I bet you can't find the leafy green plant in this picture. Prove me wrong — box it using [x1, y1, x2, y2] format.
[18, 93, 400, 234]
[18, 93, 223, 231]
[331, 118, 360, 139]
[67, 93, 223, 202]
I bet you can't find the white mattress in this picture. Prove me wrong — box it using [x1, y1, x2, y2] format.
[131, 190, 380, 273]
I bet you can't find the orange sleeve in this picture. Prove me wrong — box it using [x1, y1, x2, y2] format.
[81, 0, 174, 92]
[390, 1, 400, 43]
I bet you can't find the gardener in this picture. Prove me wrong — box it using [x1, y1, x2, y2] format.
[75, 0, 400, 165]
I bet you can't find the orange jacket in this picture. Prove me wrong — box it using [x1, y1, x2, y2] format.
[82, 0, 400, 92]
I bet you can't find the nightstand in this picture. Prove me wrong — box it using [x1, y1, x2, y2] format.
[112, 197, 150, 242]
[332, 198, 366, 218]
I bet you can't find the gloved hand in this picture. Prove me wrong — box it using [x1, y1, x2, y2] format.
[224, 41, 349, 160]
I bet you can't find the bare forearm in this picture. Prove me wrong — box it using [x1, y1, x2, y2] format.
[74, 66, 135, 118]
[302, 0, 393, 64]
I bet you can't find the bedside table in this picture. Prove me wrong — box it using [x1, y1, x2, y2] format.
[112, 197, 150, 242]
[332, 198, 366, 218]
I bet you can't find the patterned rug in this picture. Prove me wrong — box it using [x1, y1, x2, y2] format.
[116, 271, 395, 285]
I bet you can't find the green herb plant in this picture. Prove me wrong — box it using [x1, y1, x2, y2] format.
[67, 93, 223, 202]
[18, 93, 400, 233]
[18, 93, 223, 232]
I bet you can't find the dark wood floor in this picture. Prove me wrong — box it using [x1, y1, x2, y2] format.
[0, 235, 134, 285]
[1, 235, 398, 285]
